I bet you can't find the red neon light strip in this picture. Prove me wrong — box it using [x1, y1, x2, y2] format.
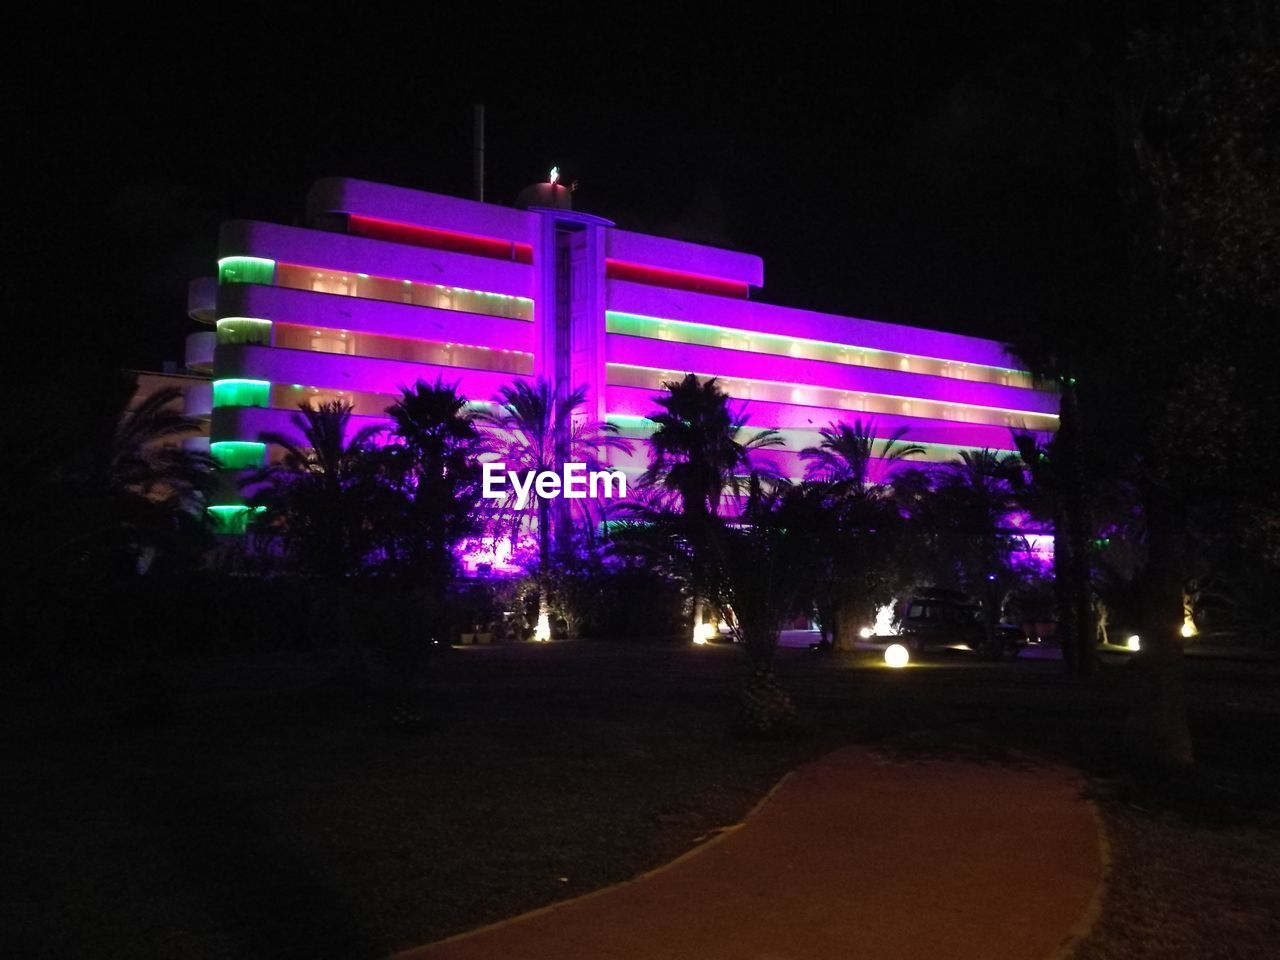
[606, 260, 749, 298]
[348, 214, 534, 264]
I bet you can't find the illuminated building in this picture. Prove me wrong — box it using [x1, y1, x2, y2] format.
[185, 176, 1057, 540]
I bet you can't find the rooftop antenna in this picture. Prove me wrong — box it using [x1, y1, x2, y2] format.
[473, 104, 485, 203]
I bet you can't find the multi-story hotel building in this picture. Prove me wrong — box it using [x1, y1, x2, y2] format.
[186, 176, 1057, 545]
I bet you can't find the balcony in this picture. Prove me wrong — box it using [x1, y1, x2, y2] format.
[215, 343, 529, 402]
[183, 379, 213, 417]
[216, 283, 534, 350]
[217, 220, 535, 302]
[187, 276, 217, 323]
[185, 331, 216, 372]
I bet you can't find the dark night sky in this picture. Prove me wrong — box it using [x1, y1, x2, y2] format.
[11, 4, 1134, 378]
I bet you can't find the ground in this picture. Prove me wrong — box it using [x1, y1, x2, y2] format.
[401, 744, 1102, 960]
[2, 640, 1278, 959]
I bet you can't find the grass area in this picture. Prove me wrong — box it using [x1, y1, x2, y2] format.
[2, 640, 1278, 959]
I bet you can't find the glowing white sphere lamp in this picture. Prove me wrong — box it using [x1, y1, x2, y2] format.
[693, 621, 715, 645]
[1126, 634, 1141, 651]
[859, 627, 874, 639]
[1181, 615, 1197, 639]
[884, 643, 910, 668]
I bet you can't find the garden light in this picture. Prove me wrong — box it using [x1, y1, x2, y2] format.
[884, 644, 910, 668]
[873, 603, 898, 636]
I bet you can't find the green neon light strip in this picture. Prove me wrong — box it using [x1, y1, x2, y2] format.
[216, 317, 273, 346]
[218, 256, 277, 285]
[207, 504, 266, 535]
[606, 363, 1058, 422]
[605, 310, 1035, 385]
[210, 441, 267, 470]
[212, 379, 272, 408]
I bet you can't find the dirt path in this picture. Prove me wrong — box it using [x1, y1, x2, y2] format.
[397, 746, 1105, 960]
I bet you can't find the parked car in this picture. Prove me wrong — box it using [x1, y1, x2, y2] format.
[896, 589, 1027, 658]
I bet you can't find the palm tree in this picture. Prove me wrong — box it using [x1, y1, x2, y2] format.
[1004, 321, 1099, 677]
[932, 448, 1023, 656]
[387, 379, 485, 474]
[798, 420, 926, 649]
[476, 378, 631, 573]
[251, 400, 389, 683]
[376, 379, 489, 707]
[711, 475, 815, 734]
[643, 374, 782, 523]
[1010, 430, 1099, 673]
[254, 400, 387, 581]
[13, 374, 216, 576]
[800, 418, 925, 493]
[107, 385, 216, 512]
[642, 374, 782, 635]
[383, 378, 488, 584]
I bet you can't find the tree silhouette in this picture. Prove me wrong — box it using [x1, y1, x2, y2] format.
[253, 400, 386, 581]
[477, 379, 631, 573]
[799, 419, 926, 649]
[11, 373, 215, 577]
[642, 374, 782, 634]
